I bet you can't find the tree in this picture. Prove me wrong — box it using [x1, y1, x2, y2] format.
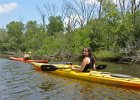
[24, 20, 46, 52]
[97, 0, 104, 18]
[0, 28, 7, 41]
[36, 6, 46, 32]
[25, 20, 39, 35]
[0, 28, 9, 52]
[6, 21, 24, 51]
[63, 0, 96, 29]
[47, 16, 64, 35]
[6, 21, 24, 37]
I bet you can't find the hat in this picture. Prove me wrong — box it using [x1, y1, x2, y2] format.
[28, 52, 31, 54]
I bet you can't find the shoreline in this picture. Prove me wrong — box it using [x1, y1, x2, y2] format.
[1, 53, 139, 64]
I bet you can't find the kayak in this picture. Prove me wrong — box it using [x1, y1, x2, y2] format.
[10, 57, 48, 63]
[31, 62, 140, 88]
[9, 57, 48, 63]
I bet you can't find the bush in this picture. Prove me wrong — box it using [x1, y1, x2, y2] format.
[94, 50, 121, 61]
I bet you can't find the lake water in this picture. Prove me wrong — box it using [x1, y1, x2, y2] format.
[0, 58, 140, 100]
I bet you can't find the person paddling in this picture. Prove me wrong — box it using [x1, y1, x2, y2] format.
[24, 52, 31, 60]
[70, 47, 96, 72]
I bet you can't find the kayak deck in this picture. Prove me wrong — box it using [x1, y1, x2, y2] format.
[50, 69, 140, 88]
[31, 62, 140, 88]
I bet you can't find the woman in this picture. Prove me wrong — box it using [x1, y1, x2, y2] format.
[70, 47, 96, 72]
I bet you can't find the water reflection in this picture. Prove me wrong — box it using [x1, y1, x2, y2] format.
[99, 62, 140, 77]
[0, 58, 140, 100]
[38, 73, 140, 100]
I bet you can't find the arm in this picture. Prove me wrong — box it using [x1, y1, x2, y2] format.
[24, 54, 27, 58]
[70, 66, 83, 72]
[70, 57, 89, 72]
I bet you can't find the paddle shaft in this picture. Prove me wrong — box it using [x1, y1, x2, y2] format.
[40, 64, 107, 71]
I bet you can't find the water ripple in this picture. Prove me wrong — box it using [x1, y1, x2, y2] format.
[0, 58, 140, 100]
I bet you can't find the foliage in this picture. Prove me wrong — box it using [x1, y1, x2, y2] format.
[24, 20, 45, 52]
[94, 50, 121, 59]
[0, 28, 7, 41]
[0, 1, 140, 61]
[47, 16, 64, 35]
[70, 28, 91, 54]
[4, 21, 24, 51]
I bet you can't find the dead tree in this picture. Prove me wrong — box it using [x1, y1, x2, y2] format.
[63, 0, 96, 29]
[36, 6, 46, 32]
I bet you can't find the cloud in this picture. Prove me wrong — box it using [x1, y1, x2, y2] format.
[85, 0, 98, 4]
[0, 2, 18, 14]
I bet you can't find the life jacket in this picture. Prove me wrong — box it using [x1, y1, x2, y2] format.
[82, 57, 95, 72]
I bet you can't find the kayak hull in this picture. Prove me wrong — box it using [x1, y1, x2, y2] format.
[9, 57, 48, 63]
[31, 62, 140, 88]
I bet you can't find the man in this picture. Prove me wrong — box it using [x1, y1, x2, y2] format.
[24, 52, 31, 60]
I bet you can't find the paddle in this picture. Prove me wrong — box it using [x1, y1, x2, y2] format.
[65, 62, 107, 70]
[40, 64, 107, 71]
[96, 65, 107, 70]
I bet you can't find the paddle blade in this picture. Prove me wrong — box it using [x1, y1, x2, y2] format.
[41, 65, 57, 71]
[96, 65, 107, 70]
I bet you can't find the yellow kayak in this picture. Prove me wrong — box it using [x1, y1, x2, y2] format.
[31, 62, 140, 88]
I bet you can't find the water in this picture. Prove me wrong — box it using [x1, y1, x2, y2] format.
[0, 58, 140, 100]
[96, 62, 140, 78]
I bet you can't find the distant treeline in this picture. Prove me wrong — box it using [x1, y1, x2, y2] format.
[0, 0, 140, 63]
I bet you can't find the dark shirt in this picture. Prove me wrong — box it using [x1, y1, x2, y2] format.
[82, 57, 94, 72]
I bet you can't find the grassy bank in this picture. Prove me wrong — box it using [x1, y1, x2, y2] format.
[94, 50, 122, 62]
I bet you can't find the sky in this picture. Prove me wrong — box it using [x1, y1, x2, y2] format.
[1, 0, 139, 28]
[0, 0, 64, 28]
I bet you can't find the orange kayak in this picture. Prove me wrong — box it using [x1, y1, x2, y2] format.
[9, 57, 48, 63]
